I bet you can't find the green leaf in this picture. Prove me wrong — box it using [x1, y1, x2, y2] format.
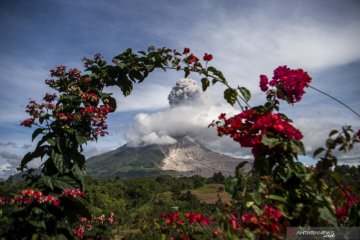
[331, 172, 342, 185]
[184, 67, 190, 78]
[261, 135, 280, 148]
[224, 88, 238, 105]
[51, 151, 64, 174]
[20, 152, 33, 171]
[40, 176, 54, 190]
[52, 176, 76, 190]
[319, 207, 337, 226]
[266, 194, 287, 203]
[76, 133, 88, 145]
[225, 177, 238, 196]
[29, 220, 46, 229]
[129, 70, 144, 82]
[249, 192, 262, 205]
[329, 130, 339, 137]
[253, 155, 270, 176]
[71, 151, 86, 173]
[211, 78, 218, 85]
[107, 96, 117, 112]
[326, 138, 335, 149]
[145, 64, 155, 72]
[313, 147, 325, 157]
[201, 78, 210, 91]
[31, 234, 39, 240]
[47, 138, 56, 146]
[32, 128, 45, 141]
[117, 75, 133, 96]
[237, 161, 249, 170]
[289, 140, 305, 156]
[238, 87, 251, 102]
[20, 146, 47, 171]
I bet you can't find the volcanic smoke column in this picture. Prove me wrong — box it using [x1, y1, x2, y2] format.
[168, 79, 202, 107]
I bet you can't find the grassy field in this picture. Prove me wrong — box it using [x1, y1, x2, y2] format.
[190, 184, 231, 204]
[113, 184, 231, 239]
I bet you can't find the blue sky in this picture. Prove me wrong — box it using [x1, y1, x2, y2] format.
[0, 0, 359, 179]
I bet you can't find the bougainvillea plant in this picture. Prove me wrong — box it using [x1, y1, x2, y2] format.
[0, 46, 359, 239]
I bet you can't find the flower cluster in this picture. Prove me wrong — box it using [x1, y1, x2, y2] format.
[162, 212, 210, 226]
[335, 186, 359, 223]
[73, 213, 115, 239]
[50, 65, 81, 82]
[43, 93, 57, 102]
[21, 90, 112, 139]
[260, 66, 312, 103]
[50, 65, 66, 77]
[185, 212, 210, 225]
[80, 104, 112, 138]
[216, 110, 303, 156]
[161, 212, 211, 240]
[20, 118, 35, 127]
[171, 47, 213, 72]
[230, 205, 283, 237]
[203, 53, 213, 62]
[3, 189, 60, 207]
[62, 188, 85, 199]
[0, 197, 6, 206]
[162, 212, 183, 225]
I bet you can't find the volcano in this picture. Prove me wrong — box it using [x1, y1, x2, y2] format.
[86, 136, 250, 179]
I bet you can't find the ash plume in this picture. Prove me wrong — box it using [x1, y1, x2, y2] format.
[168, 79, 202, 107]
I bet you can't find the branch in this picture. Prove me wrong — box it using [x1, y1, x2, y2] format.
[309, 85, 360, 119]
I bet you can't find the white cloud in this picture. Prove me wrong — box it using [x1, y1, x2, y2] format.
[124, 79, 252, 157]
[295, 118, 360, 162]
[0, 163, 12, 180]
[113, 83, 171, 112]
[157, 1, 360, 96]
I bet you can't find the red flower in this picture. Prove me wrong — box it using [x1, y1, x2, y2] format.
[259, 75, 269, 92]
[83, 77, 91, 83]
[53, 199, 60, 207]
[74, 225, 85, 239]
[45, 79, 55, 86]
[229, 214, 238, 229]
[20, 118, 35, 127]
[62, 188, 85, 199]
[162, 212, 181, 225]
[187, 54, 199, 64]
[241, 213, 258, 224]
[43, 93, 57, 102]
[265, 65, 312, 103]
[218, 113, 226, 120]
[0, 197, 6, 206]
[94, 53, 102, 60]
[203, 53, 213, 61]
[213, 231, 220, 238]
[336, 205, 348, 222]
[185, 212, 197, 223]
[215, 110, 303, 157]
[50, 65, 66, 77]
[180, 234, 189, 240]
[263, 205, 282, 222]
[183, 48, 190, 54]
[69, 68, 80, 76]
[185, 212, 209, 225]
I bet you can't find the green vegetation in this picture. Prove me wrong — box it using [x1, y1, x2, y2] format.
[2, 166, 359, 239]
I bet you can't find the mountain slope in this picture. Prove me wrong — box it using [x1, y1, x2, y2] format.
[86, 136, 250, 179]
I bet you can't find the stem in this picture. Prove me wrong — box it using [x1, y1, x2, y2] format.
[309, 85, 360, 119]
